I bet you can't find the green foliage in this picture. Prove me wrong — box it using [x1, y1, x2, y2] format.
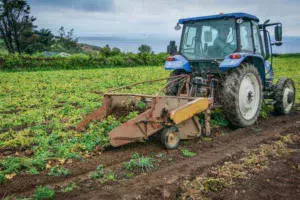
[51, 27, 81, 54]
[105, 171, 116, 181]
[24, 29, 55, 54]
[136, 100, 147, 109]
[0, 52, 168, 70]
[181, 149, 197, 157]
[0, 39, 8, 54]
[48, 166, 70, 176]
[138, 44, 152, 54]
[0, 172, 6, 184]
[89, 164, 105, 180]
[61, 182, 77, 193]
[0, 0, 36, 54]
[126, 173, 134, 178]
[34, 186, 55, 200]
[123, 153, 155, 172]
[0, 66, 169, 179]
[89, 171, 101, 180]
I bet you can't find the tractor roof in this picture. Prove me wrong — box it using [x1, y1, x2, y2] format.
[178, 12, 259, 24]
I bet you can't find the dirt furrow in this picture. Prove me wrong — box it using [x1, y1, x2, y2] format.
[55, 111, 300, 200]
[1, 110, 299, 199]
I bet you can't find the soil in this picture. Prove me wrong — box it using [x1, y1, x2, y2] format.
[0, 107, 300, 199]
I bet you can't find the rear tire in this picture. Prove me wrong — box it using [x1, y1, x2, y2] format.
[274, 78, 295, 115]
[222, 63, 263, 127]
[161, 126, 180, 150]
[165, 70, 188, 96]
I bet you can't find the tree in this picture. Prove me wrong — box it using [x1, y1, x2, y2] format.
[24, 28, 54, 54]
[138, 44, 152, 54]
[0, 0, 36, 54]
[53, 26, 81, 53]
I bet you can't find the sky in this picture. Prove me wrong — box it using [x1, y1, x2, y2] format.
[27, 0, 300, 39]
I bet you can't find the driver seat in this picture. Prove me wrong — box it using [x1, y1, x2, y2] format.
[207, 46, 222, 58]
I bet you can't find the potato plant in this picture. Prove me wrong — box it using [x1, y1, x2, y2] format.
[0, 66, 169, 180]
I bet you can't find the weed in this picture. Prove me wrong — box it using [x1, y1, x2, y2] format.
[0, 172, 6, 184]
[61, 182, 77, 193]
[26, 167, 39, 175]
[126, 173, 134, 178]
[34, 186, 55, 200]
[202, 137, 212, 141]
[123, 153, 155, 172]
[48, 166, 70, 176]
[89, 164, 105, 180]
[181, 149, 197, 157]
[89, 171, 100, 180]
[136, 101, 147, 109]
[105, 172, 116, 181]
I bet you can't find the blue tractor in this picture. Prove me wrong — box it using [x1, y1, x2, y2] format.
[165, 13, 296, 127]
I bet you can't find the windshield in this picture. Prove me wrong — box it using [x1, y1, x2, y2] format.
[180, 18, 237, 60]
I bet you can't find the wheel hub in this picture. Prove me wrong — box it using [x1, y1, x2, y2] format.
[167, 132, 178, 146]
[239, 73, 260, 120]
[283, 85, 294, 112]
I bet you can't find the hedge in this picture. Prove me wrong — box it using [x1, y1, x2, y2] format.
[0, 52, 169, 71]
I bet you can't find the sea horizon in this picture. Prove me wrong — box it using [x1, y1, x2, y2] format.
[78, 36, 300, 54]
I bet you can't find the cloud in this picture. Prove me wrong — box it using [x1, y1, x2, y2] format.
[27, 0, 115, 12]
[27, 0, 300, 37]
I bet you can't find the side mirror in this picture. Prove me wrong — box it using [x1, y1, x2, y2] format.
[167, 41, 177, 55]
[204, 30, 212, 43]
[275, 25, 282, 42]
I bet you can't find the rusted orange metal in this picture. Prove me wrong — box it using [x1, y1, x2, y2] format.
[76, 75, 214, 148]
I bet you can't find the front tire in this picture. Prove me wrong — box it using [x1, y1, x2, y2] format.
[222, 63, 263, 127]
[274, 78, 295, 115]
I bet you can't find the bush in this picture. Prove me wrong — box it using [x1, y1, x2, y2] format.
[0, 52, 168, 70]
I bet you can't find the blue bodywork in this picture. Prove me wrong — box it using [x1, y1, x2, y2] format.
[178, 13, 259, 24]
[165, 13, 273, 85]
[164, 55, 192, 72]
[219, 53, 263, 71]
[264, 60, 274, 81]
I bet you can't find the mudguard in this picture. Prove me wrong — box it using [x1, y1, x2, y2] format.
[164, 55, 192, 72]
[220, 53, 266, 83]
[219, 53, 264, 72]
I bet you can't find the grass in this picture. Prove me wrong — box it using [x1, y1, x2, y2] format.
[181, 149, 197, 157]
[274, 55, 300, 102]
[123, 153, 155, 172]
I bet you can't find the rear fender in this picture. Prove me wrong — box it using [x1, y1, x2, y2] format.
[164, 55, 192, 72]
[220, 53, 266, 85]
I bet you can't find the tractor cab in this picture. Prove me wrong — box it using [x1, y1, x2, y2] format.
[166, 13, 283, 76]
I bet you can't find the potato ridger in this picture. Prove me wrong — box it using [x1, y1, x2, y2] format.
[76, 75, 214, 149]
